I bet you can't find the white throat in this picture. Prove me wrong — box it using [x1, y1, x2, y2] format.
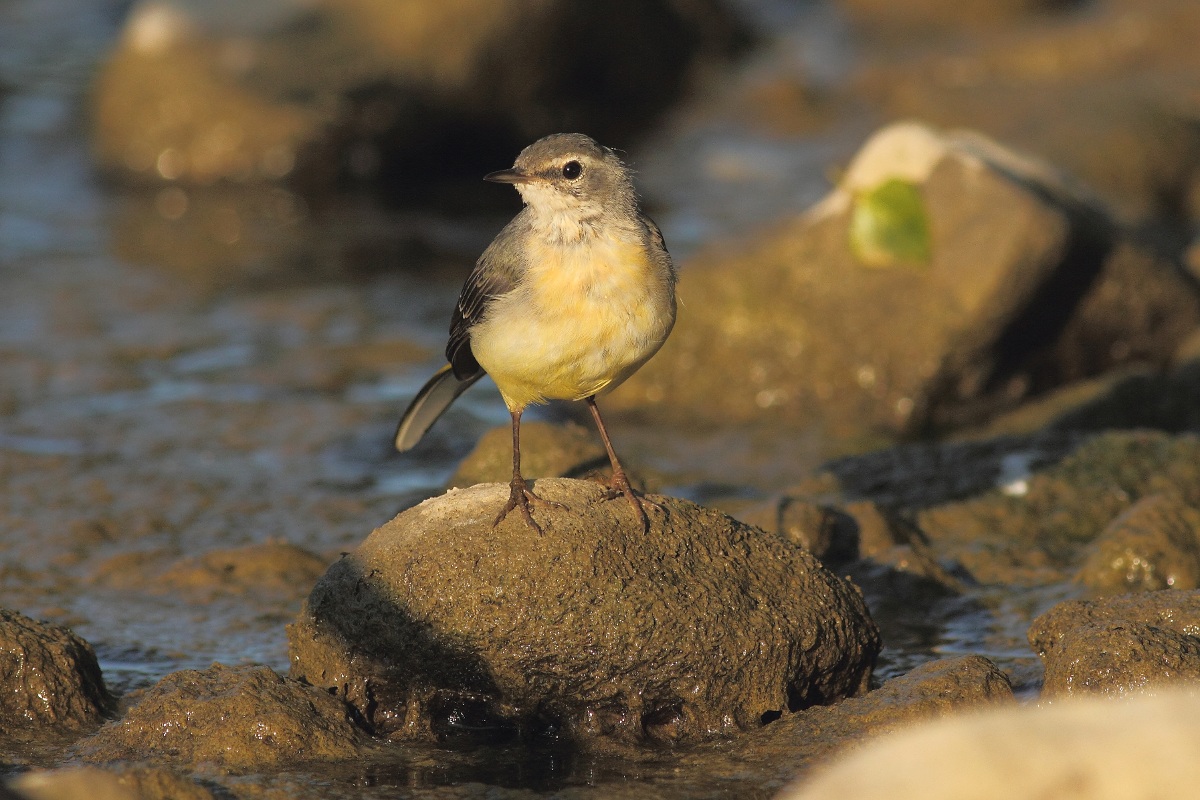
[517, 182, 605, 245]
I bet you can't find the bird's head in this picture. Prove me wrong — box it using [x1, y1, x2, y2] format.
[485, 133, 638, 237]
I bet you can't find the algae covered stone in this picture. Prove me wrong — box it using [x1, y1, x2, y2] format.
[76, 664, 364, 771]
[1029, 591, 1200, 698]
[288, 479, 880, 744]
[0, 608, 112, 736]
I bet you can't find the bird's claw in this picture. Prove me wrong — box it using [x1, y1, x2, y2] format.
[493, 477, 565, 535]
[602, 469, 660, 532]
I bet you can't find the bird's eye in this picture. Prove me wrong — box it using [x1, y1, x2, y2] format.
[562, 160, 582, 180]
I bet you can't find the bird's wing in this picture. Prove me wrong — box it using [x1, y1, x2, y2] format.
[446, 221, 524, 379]
[640, 211, 668, 255]
[639, 212, 676, 291]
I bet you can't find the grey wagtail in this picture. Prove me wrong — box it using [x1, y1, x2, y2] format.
[394, 133, 676, 534]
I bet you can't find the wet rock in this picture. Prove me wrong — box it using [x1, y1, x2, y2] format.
[738, 495, 968, 597]
[622, 122, 1197, 440]
[1044, 240, 1200, 387]
[779, 687, 1200, 800]
[1044, 346, 1200, 436]
[76, 663, 364, 771]
[764, 654, 1013, 745]
[917, 431, 1200, 584]
[288, 479, 880, 745]
[91, 0, 745, 190]
[1186, 237, 1200, 282]
[1029, 591, 1200, 697]
[818, 431, 1080, 510]
[1040, 621, 1200, 699]
[448, 421, 607, 489]
[1076, 494, 1200, 593]
[686, 656, 1013, 796]
[0, 608, 112, 736]
[105, 767, 216, 800]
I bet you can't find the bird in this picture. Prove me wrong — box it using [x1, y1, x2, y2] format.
[394, 132, 676, 534]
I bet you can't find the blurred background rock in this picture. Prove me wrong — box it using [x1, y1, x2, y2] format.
[90, 0, 749, 193]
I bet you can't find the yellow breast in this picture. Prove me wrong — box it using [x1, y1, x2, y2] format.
[470, 231, 674, 411]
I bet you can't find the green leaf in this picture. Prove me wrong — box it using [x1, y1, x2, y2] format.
[848, 178, 932, 269]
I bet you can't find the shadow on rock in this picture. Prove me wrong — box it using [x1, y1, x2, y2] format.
[288, 479, 881, 748]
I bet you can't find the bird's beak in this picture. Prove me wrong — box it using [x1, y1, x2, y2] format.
[484, 168, 533, 184]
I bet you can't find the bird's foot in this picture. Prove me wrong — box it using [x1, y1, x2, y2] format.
[493, 476, 565, 535]
[602, 469, 661, 532]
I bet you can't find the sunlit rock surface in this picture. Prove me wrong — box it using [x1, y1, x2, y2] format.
[1030, 590, 1200, 698]
[1075, 494, 1200, 593]
[288, 479, 880, 745]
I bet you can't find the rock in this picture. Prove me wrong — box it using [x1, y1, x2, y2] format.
[737, 495, 967, 597]
[0, 608, 112, 736]
[971, 359, 1200, 437]
[103, 767, 216, 800]
[1041, 621, 1200, 698]
[1029, 591, 1200, 697]
[916, 431, 1200, 584]
[761, 655, 1013, 748]
[851, 0, 1200, 224]
[153, 541, 330, 598]
[736, 497, 857, 562]
[288, 479, 880, 745]
[1186, 237, 1200, 282]
[677, 656, 1014, 796]
[7, 768, 137, 800]
[448, 421, 608, 489]
[8, 766, 215, 800]
[621, 122, 1196, 441]
[1076, 494, 1200, 593]
[818, 431, 1080, 510]
[778, 688, 1200, 800]
[842, 500, 902, 559]
[1044, 240, 1200, 390]
[91, 0, 746, 190]
[76, 664, 364, 771]
[91, 541, 329, 601]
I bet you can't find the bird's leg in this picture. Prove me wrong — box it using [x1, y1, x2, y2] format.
[493, 408, 563, 534]
[586, 396, 659, 531]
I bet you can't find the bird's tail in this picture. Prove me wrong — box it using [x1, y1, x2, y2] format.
[394, 365, 483, 451]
